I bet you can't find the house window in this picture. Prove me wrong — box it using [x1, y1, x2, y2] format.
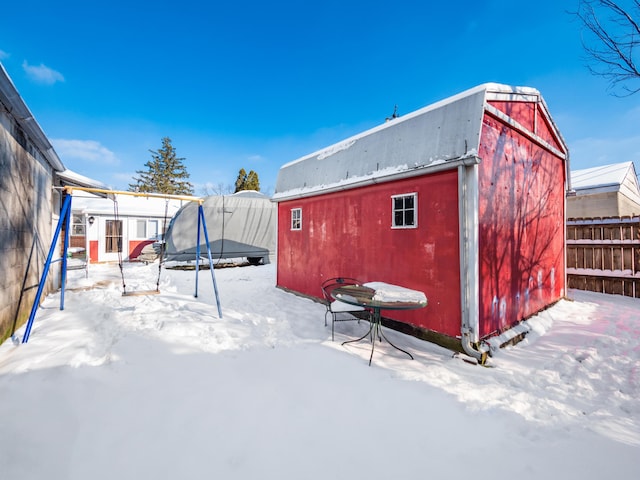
[149, 220, 159, 240]
[71, 214, 85, 236]
[105, 220, 122, 253]
[392, 193, 417, 228]
[135, 219, 160, 239]
[136, 219, 147, 238]
[291, 208, 302, 230]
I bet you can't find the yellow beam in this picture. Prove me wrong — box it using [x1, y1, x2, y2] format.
[63, 186, 204, 204]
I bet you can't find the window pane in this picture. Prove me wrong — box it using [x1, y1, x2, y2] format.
[404, 196, 414, 209]
[405, 210, 414, 226]
[71, 214, 85, 236]
[395, 211, 404, 226]
[136, 220, 146, 238]
[394, 198, 403, 210]
[149, 220, 159, 239]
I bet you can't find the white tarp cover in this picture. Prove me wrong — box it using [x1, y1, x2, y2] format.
[164, 191, 276, 264]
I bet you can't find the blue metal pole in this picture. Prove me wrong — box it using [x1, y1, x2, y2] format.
[199, 204, 222, 318]
[22, 194, 72, 343]
[60, 195, 72, 311]
[194, 203, 202, 298]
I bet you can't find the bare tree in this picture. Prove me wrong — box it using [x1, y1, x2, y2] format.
[201, 182, 234, 196]
[574, 0, 640, 95]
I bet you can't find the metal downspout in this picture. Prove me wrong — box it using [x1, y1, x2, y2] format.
[458, 163, 489, 363]
[564, 151, 571, 299]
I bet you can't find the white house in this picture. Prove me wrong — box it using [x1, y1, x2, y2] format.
[69, 192, 185, 263]
[568, 161, 640, 218]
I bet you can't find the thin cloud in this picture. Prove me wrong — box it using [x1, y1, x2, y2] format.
[247, 154, 265, 162]
[570, 135, 640, 168]
[0, 50, 9, 60]
[22, 60, 64, 85]
[52, 139, 119, 165]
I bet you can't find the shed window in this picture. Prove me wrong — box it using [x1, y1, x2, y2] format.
[291, 208, 302, 230]
[392, 193, 417, 228]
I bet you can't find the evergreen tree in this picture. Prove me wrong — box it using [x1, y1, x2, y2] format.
[245, 170, 260, 191]
[129, 137, 194, 195]
[234, 168, 247, 193]
[234, 168, 260, 193]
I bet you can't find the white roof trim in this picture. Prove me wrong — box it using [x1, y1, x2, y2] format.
[272, 155, 480, 202]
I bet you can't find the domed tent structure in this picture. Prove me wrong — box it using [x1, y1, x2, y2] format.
[164, 190, 276, 265]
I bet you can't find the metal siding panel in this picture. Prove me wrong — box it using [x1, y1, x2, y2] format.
[478, 113, 566, 339]
[277, 171, 461, 337]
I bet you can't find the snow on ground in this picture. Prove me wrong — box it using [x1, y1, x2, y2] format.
[1, 262, 639, 479]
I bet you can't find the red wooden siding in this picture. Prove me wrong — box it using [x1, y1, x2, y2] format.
[477, 111, 566, 338]
[277, 170, 462, 337]
[488, 100, 563, 152]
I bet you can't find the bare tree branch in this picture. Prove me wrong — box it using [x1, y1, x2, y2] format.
[573, 0, 640, 95]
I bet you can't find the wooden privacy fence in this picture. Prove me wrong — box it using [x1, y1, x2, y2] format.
[566, 216, 640, 298]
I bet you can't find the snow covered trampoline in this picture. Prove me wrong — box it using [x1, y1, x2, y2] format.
[164, 191, 276, 265]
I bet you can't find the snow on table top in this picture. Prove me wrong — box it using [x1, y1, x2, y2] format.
[364, 282, 427, 303]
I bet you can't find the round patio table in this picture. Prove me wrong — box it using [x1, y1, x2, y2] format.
[331, 284, 427, 366]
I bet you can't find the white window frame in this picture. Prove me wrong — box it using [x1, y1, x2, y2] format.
[391, 192, 418, 229]
[71, 213, 85, 236]
[133, 219, 160, 240]
[291, 208, 302, 231]
[149, 219, 160, 240]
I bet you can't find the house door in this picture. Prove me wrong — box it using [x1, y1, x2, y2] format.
[100, 218, 123, 262]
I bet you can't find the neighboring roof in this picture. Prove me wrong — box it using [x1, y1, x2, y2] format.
[571, 161, 636, 190]
[57, 169, 111, 190]
[570, 161, 640, 208]
[273, 83, 567, 201]
[0, 63, 64, 172]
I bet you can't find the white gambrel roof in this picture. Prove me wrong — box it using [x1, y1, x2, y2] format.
[570, 161, 640, 205]
[273, 83, 567, 201]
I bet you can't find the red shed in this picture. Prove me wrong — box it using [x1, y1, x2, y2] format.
[273, 83, 569, 361]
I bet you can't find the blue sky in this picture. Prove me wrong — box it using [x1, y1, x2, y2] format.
[1, 0, 639, 195]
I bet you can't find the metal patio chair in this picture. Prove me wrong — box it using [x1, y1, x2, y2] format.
[321, 277, 369, 341]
